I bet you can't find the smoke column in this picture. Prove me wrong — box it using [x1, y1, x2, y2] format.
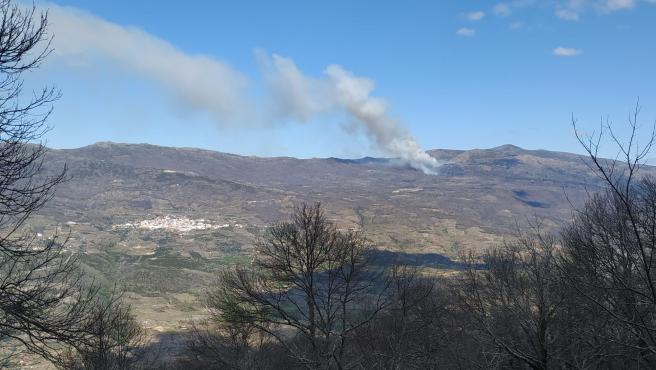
[44, 4, 440, 174]
[261, 53, 440, 173]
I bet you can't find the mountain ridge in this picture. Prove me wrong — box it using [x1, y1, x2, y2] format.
[35, 140, 642, 259]
[68, 141, 579, 162]
[30, 140, 649, 333]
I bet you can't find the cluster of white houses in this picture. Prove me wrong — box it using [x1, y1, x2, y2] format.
[114, 215, 245, 233]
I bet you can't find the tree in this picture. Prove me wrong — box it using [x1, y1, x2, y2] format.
[357, 267, 435, 368]
[456, 229, 585, 370]
[204, 202, 389, 369]
[353, 267, 459, 369]
[60, 293, 153, 370]
[0, 0, 97, 364]
[183, 318, 275, 369]
[559, 103, 656, 366]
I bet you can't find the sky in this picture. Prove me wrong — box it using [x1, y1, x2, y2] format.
[26, 0, 656, 161]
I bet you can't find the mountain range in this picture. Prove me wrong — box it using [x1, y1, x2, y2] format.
[27, 142, 640, 332]
[37, 142, 621, 256]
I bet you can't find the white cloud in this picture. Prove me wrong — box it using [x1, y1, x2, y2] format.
[553, 46, 582, 56]
[555, 8, 581, 20]
[598, 0, 637, 11]
[493, 3, 513, 16]
[456, 27, 476, 37]
[559, 0, 650, 16]
[490, 0, 648, 22]
[509, 21, 524, 29]
[566, 0, 588, 10]
[465, 11, 485, 21]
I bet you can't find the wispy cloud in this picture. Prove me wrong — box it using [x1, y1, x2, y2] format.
[465, 11, 485, 21]
[493, 0, 652, 21]
[456, 27, 476, 37]
[493, 3, 513, 16]
[599, 0, 637, 12]
[509, 21, 524, 29]
[555, 8, 581, 20]
[491, 0, 537, 16]
[553, 46, 582, 56]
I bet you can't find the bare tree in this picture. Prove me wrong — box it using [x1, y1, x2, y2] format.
[60, 293, 153, 370]
[455, 228, 586, 370]
[183, 319, 272, 369]
[353, 267, 453, 369]
[204, 202, 389, 370]
[560, 103, 656, 366]
[0, 0, 99, 364]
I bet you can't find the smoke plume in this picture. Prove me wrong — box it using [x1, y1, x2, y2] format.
[46, 4, 250, 123]
[43, 4, 440, 174]
[260, 53, 440, 173]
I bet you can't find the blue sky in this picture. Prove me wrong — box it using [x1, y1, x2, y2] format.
[28, 0, 656, 159]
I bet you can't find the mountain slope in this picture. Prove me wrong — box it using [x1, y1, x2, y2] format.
[36, 142, 631, 256]
[29, 141, 645, 333]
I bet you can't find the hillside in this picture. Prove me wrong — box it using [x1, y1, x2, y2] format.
[38, 142, 616, 255]
[26, 142, 634, 333]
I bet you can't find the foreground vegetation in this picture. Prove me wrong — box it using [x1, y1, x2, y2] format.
[0, 0, 655, 369]
[173, 107, 656, 370]
[184, 166, 656, 369]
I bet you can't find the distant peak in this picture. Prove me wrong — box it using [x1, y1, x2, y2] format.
[491, 144, 524, 152]
[88, 141, 117, 147]
[83, 142, 157, 150]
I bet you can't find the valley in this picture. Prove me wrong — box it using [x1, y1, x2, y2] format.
[25, 142, 631, 335]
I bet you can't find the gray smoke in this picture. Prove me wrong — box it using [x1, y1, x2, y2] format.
[46, 4, 250, 123]
[259, 53, 440, 173]
[44, 4, 440, 174]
